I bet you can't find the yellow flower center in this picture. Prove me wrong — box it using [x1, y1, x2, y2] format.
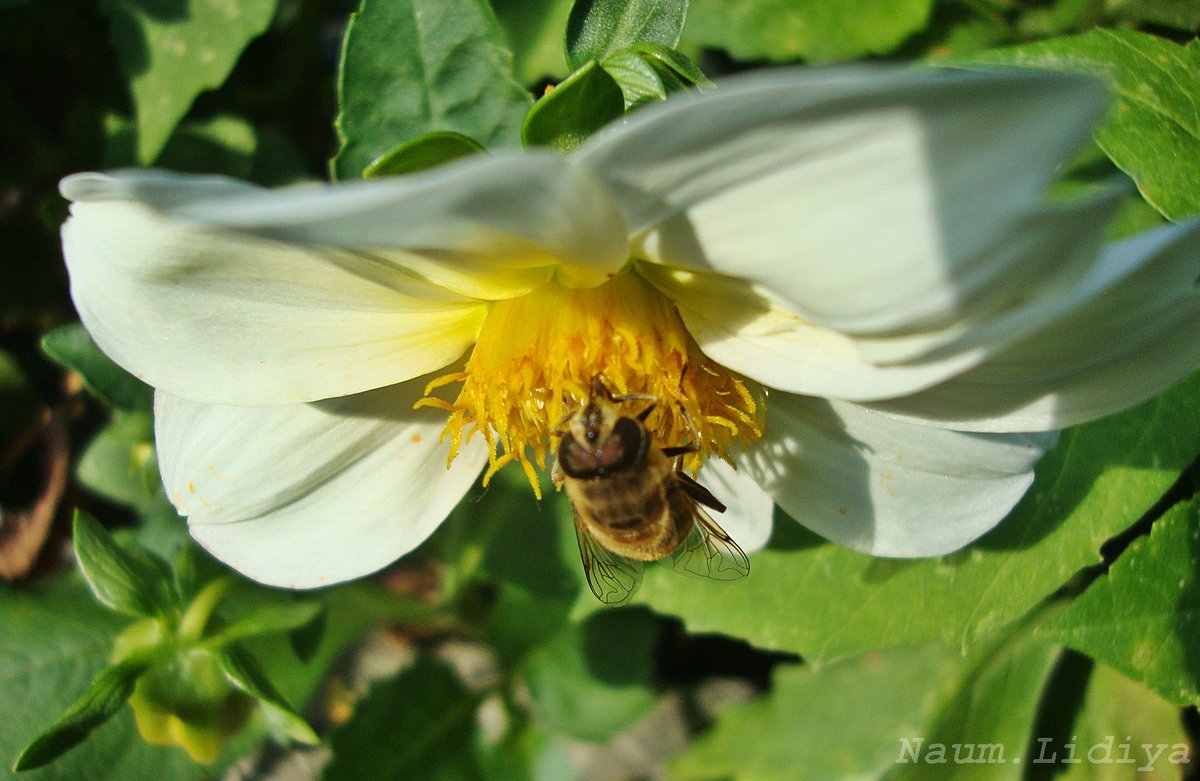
[418, 269, 763, 497]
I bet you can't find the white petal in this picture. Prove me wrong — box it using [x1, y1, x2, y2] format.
[579, 67, 1106, 334]
[63, 190, 488, 406]
[696, 458, 774, 555]
[741, 393, 1053, 557]
[848, 190, 1122, 365]
[156, 380, 488, 588]
[640, 263, 978, 401]
[865, 219, 1200, 431]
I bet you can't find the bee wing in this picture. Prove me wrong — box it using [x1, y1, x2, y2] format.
[669, 505, 750, 582]
[573, 511, 644, 606]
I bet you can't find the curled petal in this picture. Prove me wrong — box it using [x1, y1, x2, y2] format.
[741, 393, 1053, 557]
[156, 381, 487, 588]
[581, 67, 1107, 335]
[641, 264, 977, 401]
[865, 219, 1200, 431]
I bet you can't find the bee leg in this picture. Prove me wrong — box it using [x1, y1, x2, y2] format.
[636, 402, 657, 422]
[674, 471, 727, 513]
[662, 401, 704, 468]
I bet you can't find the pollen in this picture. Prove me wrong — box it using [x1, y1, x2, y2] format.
[417, 270, 763, 497]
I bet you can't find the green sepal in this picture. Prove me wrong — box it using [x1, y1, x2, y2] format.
[72, 510, 177, 621]
[602, 49, 675, 108]
[602, 43, 711, 108]
[522, 60, 625, 153]
[566, 0, 688, 69]
[41, 323, 154, 413]
[362, 131, 485, 178]
[630, 42, 713, 88]
[12, 655, 154, 771]
[202, 602, 324, 648]
[212, 644, 318, 745]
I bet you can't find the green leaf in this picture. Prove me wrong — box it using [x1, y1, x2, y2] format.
[905, 10, 1012, 61]
[565, 0, 688, 70]
[105, 114, 309, 186]
[968, 30, 1200, 221]
[105, 113, 258, 178]
[212, 644, 317, 745]
[42, 323, 153, 413]
[13, 656, 152, 771]
[1107, 0, 1200, 31]
[627, 370, 1200, 663]
[72, 510, 175, 620]
[156, 115, 258, 176]
[478, 720, 576, 781]
[75, 411, 162, 514]
[672, 643, 961, 780]
[519, 608, 660, 741]
[363, 131, 485, 178]
[492, 0, 573, 84]
[889, 639, 1062, 780]
[332, 0, 531, 179]
[100, 0, 277, 163]
[323, 656, 483, 780]
[1042, 661, 1191, 779]
[521, 60, 625, 153]
[1039, 497, 1200, 708]
[682, 0, 934, 63]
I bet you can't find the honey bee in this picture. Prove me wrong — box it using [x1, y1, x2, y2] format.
[553, 376, 750, 605]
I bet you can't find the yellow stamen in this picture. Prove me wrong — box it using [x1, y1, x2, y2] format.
[417, 269, 763, 497]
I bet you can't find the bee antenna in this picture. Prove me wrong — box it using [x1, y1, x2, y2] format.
[590, 374, 613, 400]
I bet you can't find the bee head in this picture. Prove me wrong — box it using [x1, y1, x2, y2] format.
[557, 377, 650, 478]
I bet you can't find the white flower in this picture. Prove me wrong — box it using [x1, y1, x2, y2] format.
[60, 67, 1200, 588]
